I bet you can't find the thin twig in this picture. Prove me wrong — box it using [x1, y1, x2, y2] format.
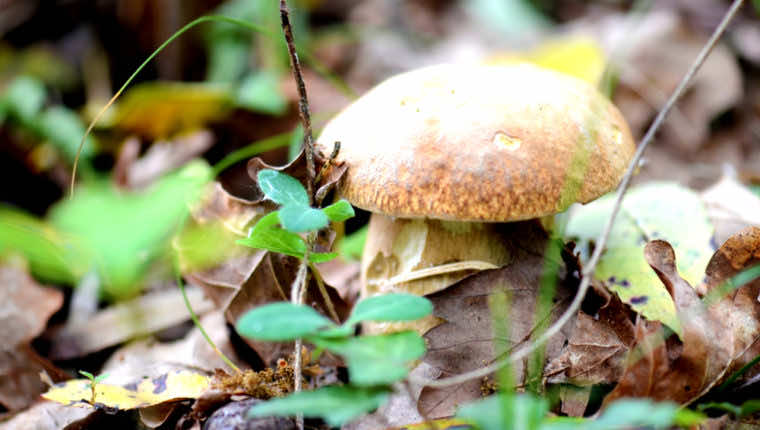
[280, 0, 316, 203]
[290, 257, 309, 430]
[308, 262, 341, 323]
[409, 0, 745, 389]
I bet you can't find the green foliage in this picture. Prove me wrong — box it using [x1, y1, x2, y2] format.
[236, 212, 336, 262]
[279, 205, 329, 233]
[236, 302, 332, 341]
[312, 331, 426, 386]
[248, 386, 389, 427]
[564, 182, 714, 337]
[3, 75, 46, 124]
[458, 394, 694, 430]
[50, 160, 211, 299]
[338, 225, 368, 261]
[238, 169, 354, 259]
[236, 293, 433, 422]
[322, 200, 355, 223]
[0, 206, 84, 283]
[257, 170, 309, 206]
[698, 399, 760, 418]
[235, 71, 288, 115]
[345, 293, 433, 326]
[37, 105, 95, 163]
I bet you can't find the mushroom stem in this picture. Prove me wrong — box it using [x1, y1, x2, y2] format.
[361, 214, 515, 299]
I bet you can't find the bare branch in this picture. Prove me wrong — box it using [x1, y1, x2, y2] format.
[280, 0, 316, 203]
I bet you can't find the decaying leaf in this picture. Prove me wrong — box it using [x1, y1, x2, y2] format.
[0, 263, 64, 412]
[418, 221, 574, 418]
[544, 286, 635, 386]
[0, 401, 94, 430]
[42, 369, 211, 411]
[566, 182, 714, 336]
[49, 285, 214, 360]
[603, 228, 760, 406]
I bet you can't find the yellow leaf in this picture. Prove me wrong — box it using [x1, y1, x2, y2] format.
[387, 418, 474, 429]
[484, 36, 607, 86]
[42, 370, 210, 410]
[104, 82, 233, 139]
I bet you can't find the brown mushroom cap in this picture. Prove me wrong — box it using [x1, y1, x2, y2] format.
[317, 63, 635, 222]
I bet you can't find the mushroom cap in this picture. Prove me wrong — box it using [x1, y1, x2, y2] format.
[316, 63, 635, 222]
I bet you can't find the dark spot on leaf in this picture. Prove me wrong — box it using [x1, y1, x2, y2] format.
[124, 382, 138, 391]
[152, 373, 168, 394]
[630, 296, 648, 304]
[684, 385, 691, 392]
[620, 280, 630, 287]
[608, 276, 617, 283]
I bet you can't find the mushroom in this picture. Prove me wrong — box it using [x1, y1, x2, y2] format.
[316, 63, 635, 314]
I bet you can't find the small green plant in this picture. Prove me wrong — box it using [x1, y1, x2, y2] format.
[78, 370, 109, 405]
[235, 169, 433, 425]
[235, 293, 432, 426]
[236, 169, 354, 261]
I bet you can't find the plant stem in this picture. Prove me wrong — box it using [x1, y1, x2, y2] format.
[409, 0, 746, 389]
[280, 0, 316, 204]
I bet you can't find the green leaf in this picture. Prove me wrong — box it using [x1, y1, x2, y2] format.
[37, 106, 95, 163]
[564, 182, 714, 337]
[288, 125, 304, 162]
[279, 204, 328, 233]
[457, 393, 548, 430]
[236, 302, 334, 341]
[345, 293, 433, 327]
[3, 75, 46, 124]
[248, 386, 389, 427]
[0, 206, 84, 283]
[235, 71, 288, 115]
[543, 399, 679, 430]
[322, 200, 355, 222]
[237, 212, 307, 258]
[312, 331, 426, 386]
[338, 225, 368, 261]
[257, 170, 309, 206]
[309, 251, 337, 263]
[78, 370, 95, 381]
[49, 160, 211, 299]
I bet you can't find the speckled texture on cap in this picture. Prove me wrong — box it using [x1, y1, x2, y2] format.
[316, 64, 635, 222]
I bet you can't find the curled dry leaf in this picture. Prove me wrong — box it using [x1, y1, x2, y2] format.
[0, 401, 94, 430]
[0, 264, 64, 412]
[418, 222, 574, 418]
[49, 286, 214, 360]
[604, 229, 760, 406]
[246, 148, 348, 207]
[544, 286, 636, 386]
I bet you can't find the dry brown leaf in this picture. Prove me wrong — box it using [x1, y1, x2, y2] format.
[0, 264, 64, 412]
[49, 285, 214, 360]
[602, 231, 760, 406]
[190, 251, 349, 366]
[0, 401, 94, 430]
[418, 222, 575, 417]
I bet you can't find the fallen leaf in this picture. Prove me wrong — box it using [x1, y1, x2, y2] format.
[544, 288, 635, 386]
[418, 221, 574, 417]
[42, 369, 211, 411]
[105, 82, 233, 139]
[49, 285, 214, 360]
[603, 240, 736, 405]
[0, 263, 64, 412]
[565, 182, 714, 336]
[0, 401, 93, 430]
[124, 130, 215, 190]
